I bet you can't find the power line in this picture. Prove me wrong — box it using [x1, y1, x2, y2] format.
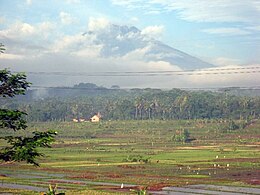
[15, 66, 260, 77]
[107, 66, 260, 73]
[28, 70, 260, 76]
[29, 85, 260, 91]
[19, 66, 260, 74]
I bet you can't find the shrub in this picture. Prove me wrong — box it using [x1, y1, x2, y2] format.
[172, 129, 191, 143]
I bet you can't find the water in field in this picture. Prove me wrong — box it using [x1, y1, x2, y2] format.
[1, 170, 260, 195]
[151, 184, 260, 195]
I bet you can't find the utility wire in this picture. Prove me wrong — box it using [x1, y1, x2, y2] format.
[26, 70, 260, 76]
[29, 85, 260, 91]
[18, 66, 260, 73]
[106, 66, 260, 73]
[15, 67, 260, 77]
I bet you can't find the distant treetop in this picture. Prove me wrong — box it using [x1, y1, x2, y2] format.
[111, 85, 120, 89]
[73, 83, 98, 89]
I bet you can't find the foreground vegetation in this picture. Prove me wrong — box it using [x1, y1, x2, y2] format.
[0, 119, 259, 194]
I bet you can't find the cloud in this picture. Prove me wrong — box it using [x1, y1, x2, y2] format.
[26, 0, 32, 5]
[51, 33, 97, 53]
[5, 23, 34, 38]
[0, 17, 6, 24]
[88, 17, 110, 32]
[0, 21, 55, 59]
[202, 28, 251, 36]
[0, 53, 24, 60]
[187, 65, 260, 87]
[59, 12, 76, 25]
[165, 0, 260, 23]
[210, 57, 242, 66]
[112, 0, 260, 24]
[129, 17, 139, 24]
[111, 0, 140, 9]
[2, 52, 258, 88]
[71, 45, 103, 58]
[141, 25, 164, 38]
[120, 45, 151, 60]
[112, 0, 260, 41]
[0, 19, 182, 88]
[65, 0, 80, 4]
[246, 25, 260, 31]
[0, 21, 54, 41]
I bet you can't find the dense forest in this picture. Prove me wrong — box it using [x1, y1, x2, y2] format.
[1, 83, 260, 122]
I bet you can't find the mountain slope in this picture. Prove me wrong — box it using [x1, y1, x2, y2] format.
[85, 24, 214, 70]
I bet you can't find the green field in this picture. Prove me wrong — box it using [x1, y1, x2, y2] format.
[0, 119, 259, 194]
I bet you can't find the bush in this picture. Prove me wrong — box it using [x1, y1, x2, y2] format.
[123, 155, 151, 163]
[172, 129, 191, 143]
[228, 120, 239, 130]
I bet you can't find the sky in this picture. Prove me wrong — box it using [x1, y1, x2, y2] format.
[0, 0, 260, 88]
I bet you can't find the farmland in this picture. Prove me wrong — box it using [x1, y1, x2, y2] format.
[0, 119, 259, 194]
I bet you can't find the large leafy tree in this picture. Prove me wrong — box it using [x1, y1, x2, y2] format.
[0, 44, 56, 166]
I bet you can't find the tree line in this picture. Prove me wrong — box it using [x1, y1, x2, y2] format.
[2, 87, 259, 122]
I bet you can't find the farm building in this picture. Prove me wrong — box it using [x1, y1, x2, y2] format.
[90, 113, 101, 122]
[72, 118, 86, 122]
[72, 118, 78, 122]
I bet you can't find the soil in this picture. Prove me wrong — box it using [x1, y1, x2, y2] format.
[216, 169, 260, 185]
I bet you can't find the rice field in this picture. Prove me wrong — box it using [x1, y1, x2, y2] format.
[0, 119, 259, 194]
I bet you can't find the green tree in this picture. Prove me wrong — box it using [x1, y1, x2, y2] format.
[0, 47, 56, 166]
[0, 43, 5, 54]
[172, 129, 191, 143]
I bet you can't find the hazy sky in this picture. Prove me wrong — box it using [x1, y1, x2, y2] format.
[0, 0, 260, 88]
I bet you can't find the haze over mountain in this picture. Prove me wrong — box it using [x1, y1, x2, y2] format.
[0, 19, 259, 88]
[85, 24, 213, 70]
[0, 20, 219, 88]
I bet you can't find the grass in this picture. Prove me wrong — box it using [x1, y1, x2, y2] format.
[0, 119, 259, 194]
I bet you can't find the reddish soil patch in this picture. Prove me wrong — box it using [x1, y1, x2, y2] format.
[106, 173, 122, 178]
[247, 179, 260, 185]
[39, 167, 98, 176]
[94, 185, 140, 194]
[39, 167, 77, 173]
[147, 182, 169, 191]
[69, 173, 97, 180]
[216, 169, 260, 185]
[101, 183, 170, 193]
